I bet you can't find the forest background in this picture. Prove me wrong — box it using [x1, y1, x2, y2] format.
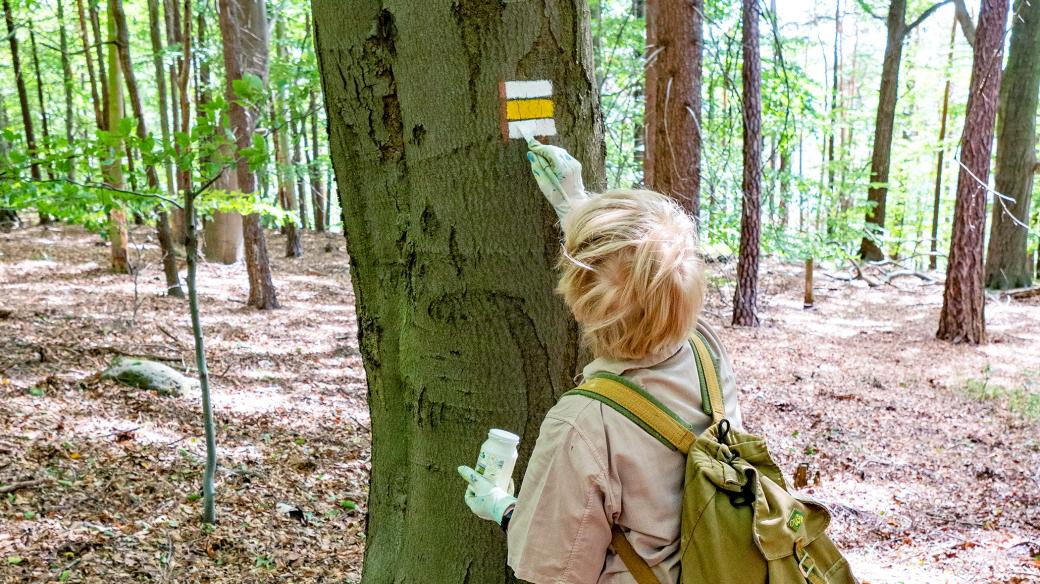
[1, 0, 1040, 582]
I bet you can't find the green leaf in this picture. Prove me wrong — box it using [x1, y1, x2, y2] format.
[6, 556, 21, 565]
[338, 499, 357, 510]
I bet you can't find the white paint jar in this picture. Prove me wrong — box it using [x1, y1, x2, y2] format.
[475, 429, 520, 491]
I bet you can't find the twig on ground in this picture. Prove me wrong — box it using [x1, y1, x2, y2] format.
[157, 324, 189, 348]
[0, 477, 52, 494]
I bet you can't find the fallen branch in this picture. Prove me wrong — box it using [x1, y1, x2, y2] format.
[1004, 286, 1040, 300]
[0, 478, 51, 494]
[91, 346, 181, 362]
[847, 259, 881, 288]
[881, 270, 939, 285]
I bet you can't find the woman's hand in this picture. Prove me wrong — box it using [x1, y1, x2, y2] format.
[525, 135, 588, 223]
[457, 465, 517, 525]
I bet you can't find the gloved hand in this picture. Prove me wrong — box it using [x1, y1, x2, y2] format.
[525, 135, 588, 223]
[457, 465, 517, 525]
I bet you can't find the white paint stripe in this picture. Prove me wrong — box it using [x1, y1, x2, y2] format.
[508, 118, 557, 139]
[504, 80, 553, 99]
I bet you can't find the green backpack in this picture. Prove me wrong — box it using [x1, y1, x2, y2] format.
[565, 331, 858, 584]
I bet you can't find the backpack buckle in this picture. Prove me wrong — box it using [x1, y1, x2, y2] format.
[794, 539, 818, 580]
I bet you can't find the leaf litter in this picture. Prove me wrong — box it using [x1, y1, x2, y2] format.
[1, 223, 1039, 583]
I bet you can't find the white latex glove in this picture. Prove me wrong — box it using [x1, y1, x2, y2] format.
[525, 135, 588, 223]
[457, 465, 517, 525]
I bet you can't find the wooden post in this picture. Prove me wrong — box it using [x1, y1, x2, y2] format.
[804, 257, 814, 309]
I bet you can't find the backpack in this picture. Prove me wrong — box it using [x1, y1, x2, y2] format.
[565, 331, 858, 584]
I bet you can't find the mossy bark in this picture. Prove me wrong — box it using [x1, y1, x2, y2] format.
[312, 1, 603, 581]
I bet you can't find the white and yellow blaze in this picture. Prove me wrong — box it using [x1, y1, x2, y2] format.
[503, 80, 557, 139]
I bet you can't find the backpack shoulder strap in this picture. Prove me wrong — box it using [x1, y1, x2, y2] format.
[567, 373, 695, 454]
[611, 525, 661, 584]
[691, 330, 726, 424]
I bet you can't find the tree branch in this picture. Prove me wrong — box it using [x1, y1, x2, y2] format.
[907, 0, 953, 33]
[854, 0, 885, 22]
[952, 0, 977, 46]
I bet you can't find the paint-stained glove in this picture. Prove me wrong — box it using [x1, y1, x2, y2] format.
[457, 465, 517, 525]
[525, 135, 588, 223]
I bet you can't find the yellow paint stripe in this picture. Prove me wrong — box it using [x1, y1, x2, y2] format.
[506, 98, 554, 121]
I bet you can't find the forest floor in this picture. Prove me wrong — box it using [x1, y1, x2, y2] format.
[1, 222, 1038, 584]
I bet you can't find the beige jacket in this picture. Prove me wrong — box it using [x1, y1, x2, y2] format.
[507, 321, 742, 584]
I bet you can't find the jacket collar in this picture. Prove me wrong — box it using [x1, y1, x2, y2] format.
[581, 341, 687, 381]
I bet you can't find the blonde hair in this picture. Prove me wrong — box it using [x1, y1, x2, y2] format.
[557, 189, 705, 361]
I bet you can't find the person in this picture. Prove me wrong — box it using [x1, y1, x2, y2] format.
[457, 138, 743, 583]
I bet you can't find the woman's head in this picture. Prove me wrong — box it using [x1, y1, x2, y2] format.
[557, 189, 705, 361]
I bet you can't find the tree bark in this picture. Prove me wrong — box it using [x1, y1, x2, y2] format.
[274, 17, 303, 258]
[4, 0, 41, 183]
[860, 0, 907, 260]
[937, 0, 1009, 344]
[105, 0, 130, 274]
[312, 0, 603, 581]
[90, 1, 109, 128]
[28, 22, 52, 203]
[733, 0, 762, 327]
[931, 18, 958, 271]
[147, 0, 176, 197]
[643, 0, 702, 218]
[826, 0, 840, 222]
[57, 0, 75, 182]
[309, 89, 326, 232]
[111, 0, 183, 296]
[75, 0, 104, 132]
[218, 0, 278, 309]
[984, 0, 1040, 289]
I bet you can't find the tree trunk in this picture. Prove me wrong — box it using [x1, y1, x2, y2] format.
[90, 1, 109, 128]
[218, 0, 278, 309]
[984, 0, 1040, 290]
[28, 22, 52, 204]
[826, 0, 840, 223]
[105, 0, 130, 274]
[312, 1, 603, 581]
[3, 0, 41, 184]
[733, 0, 762, 327]
[931, 18, 958, 271]
[860, 0, 907, 260]
[0, 99, 15, 229]
[294, 115, 310, 231]
[309, 89, 327, 232]
[778, 145, 791, 228]
[196, 9, 244, 266]
[111, 0, 183, 296]
[643, 0, 702, 218]
[937, 0, 1009, 344]
[57, 0, 75, 182]
[147, 0, 177, 198]
[274, 18, 303, 258]
[861, 0, 947, 259]
[75, 0, 104, 132]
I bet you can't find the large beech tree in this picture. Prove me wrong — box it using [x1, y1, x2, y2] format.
[984, 0, 1040, 290]
[938, 0, 1009, 344]
[312, 0, 604, 581]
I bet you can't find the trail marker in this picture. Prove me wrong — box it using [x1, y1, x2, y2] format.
[500, 80, 557, 142]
